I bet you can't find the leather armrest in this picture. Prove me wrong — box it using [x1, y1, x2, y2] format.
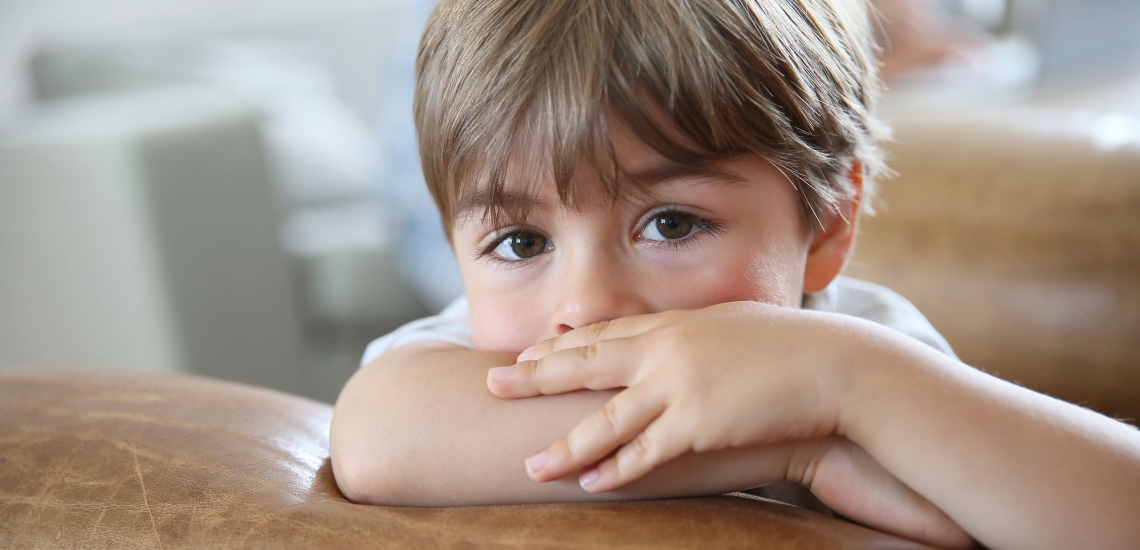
[0, 369, 926, 548]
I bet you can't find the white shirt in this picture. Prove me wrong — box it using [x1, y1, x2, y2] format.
[361, 276, 954, 366]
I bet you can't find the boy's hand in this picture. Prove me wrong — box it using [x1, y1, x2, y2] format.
[487, 301, 852, 492]
[487, 302, 975, 548]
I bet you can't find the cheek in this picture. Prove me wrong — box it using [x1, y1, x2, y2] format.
[736, 202, 811, 306]
[653, 232, 807, 310]
[738, 248, 802, 305]
[744, 241, 807, 306]
[461, 266, 547, 352]
[675, 253, 802, 308]
[468, 300, 539, 352]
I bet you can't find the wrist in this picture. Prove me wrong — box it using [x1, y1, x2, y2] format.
[795, 311, 867, 442]
[825, 315, 902, 444]
[831, 316, 956, 449]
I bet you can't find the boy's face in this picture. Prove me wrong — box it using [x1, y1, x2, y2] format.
[452, 122, 844, 352]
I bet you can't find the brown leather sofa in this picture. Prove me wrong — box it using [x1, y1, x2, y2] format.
[852, 107, 1140, 424]
[2, 107, 1137, 548]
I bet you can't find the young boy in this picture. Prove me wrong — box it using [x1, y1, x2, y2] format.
[330, 0, 1140, 548]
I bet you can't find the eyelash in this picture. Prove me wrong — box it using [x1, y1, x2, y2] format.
[475, 229, 541, 268]
[638, 209, 726, 251]
[476, 209, 725, 266]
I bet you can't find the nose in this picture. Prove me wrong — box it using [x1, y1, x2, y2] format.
[551, 251, 651, 336]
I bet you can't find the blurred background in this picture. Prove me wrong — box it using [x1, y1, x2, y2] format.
[1, 0, 1138, 404]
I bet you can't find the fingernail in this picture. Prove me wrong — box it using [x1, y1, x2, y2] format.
[526, 451, 548, 475]
[579, 469, 599, 489]
[517, 346, 536, 362]
[489, 366, 512, 382]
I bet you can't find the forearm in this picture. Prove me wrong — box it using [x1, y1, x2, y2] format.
[331, 343, 796, 506]
[839, 320, 1140, 550]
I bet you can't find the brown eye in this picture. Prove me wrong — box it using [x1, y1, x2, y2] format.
[491, 231, 548, 260]
[510, 233, 546, 258]
[649, 213, 695, 240]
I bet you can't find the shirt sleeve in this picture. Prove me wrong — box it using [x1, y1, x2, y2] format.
[803, 276, 957, 358]
[360, 296, 475, 367]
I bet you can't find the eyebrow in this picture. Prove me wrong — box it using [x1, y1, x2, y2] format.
[454, 188, 550, 222]
[453, 162, 749, 222]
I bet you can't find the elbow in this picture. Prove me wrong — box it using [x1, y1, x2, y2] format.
[329, 406, 423, 506]
[329, 447, 395, 506]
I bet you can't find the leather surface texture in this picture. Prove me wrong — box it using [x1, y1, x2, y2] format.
[850, 107, 1140, 423]
[0, 369, 928, 549]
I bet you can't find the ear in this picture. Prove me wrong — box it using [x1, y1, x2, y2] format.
[803, 161, 864, 293]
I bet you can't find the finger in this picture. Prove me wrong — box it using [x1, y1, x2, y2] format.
[521, 311, 673, 362]
[578, 407, 692, 493]
[804, 438, 974, 549]
[526, 382, 666, 482]
[489, 337, 642, 398]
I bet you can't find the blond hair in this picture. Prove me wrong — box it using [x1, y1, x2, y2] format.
[415, 0, 886, 237]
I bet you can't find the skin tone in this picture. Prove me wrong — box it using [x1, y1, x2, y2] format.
[487, 300, 1140, 549]
[457, 146, 815, 352]
[332, 118, 1140, 550]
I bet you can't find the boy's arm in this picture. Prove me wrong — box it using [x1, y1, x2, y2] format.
[330, 342, 802, 506]
[492, 306, 1140, 549]
[842, 327, 1140, 550]
[331, 331, 972, 546]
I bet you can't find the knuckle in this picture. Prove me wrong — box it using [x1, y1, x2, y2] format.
[597, 400, 623, 437]
[575, 343, 598, 364]
[586, 319, 611, 340]
[690, 425, 723, 453]
[654, 323, 686, 347]
[671, 322, 700, 343]
[559, 433, 580, 460]
[625, 432, 657, 464]
[526, 358, 545, 381]
[691, 437, 712, 453]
